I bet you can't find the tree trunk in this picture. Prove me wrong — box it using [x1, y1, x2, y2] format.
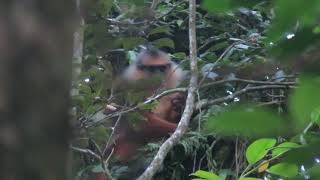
[0, 1, 75, 179]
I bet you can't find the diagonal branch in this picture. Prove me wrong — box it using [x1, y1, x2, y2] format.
[201, 78, 296, 88]
[196, 85, 293, 110]
[137, 0, 198, 179]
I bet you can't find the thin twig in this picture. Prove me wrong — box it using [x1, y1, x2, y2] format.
[202, 78, 296, 89]
[102, 114, 122, 156]
[198, 139, 218, 170]
[70, 145, 100, 160]
[257, 100, 285, 107]
[197, 85, 293, 110]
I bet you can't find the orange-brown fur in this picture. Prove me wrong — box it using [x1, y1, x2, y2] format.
[107, 49, 185, 162]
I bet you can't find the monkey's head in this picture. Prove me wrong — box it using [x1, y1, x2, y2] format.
[122, 49, 184, 90]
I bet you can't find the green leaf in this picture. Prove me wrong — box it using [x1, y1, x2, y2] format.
[239, 178, 262, 180]
[202, 0, 260, 13]
[202, 0, 231, 13]
[209, 41, 229, 51]
[310, 106, 320, 126]
[139, 100, 159, 110]
[88, 125, 109, 144]
[192, 170, 222, 180]
[269, 27, 320, 59]
[176, 20, 184, 27]
[309, 165, 320, 179]
[172, 52, 187, 60]
[267, 0, 320, 42]
[271, 142, 300, 157]
[289, 75, 320, 131]
[148, 26, 171, 36]
[120, 37, 146, 49]
[246, 138, 276, 164]
[153, 38, 175, 48]
[283, 143, 320, 166]
[91, 164, 104, 173]
[267, 163, 298, 178]
[205, 106, 286, 138]
[313, 26, 320, 34]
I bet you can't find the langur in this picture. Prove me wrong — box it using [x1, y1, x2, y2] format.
[106, 48, 186, 162]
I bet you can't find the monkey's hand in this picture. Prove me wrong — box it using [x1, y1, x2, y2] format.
[170, 93, 185, 113]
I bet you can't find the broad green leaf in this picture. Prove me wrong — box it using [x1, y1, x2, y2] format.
[153, 38, 175, 48]
[269, 27, 320, 59]
[313, 26, 320, 34]
[148, 26, 171, 36]
[310, 106, 320, 126]
[172, 52, 187, 60]
[120, 37, 146, 49]
[205, 106, 286, 138]
[267, 0, 320, 42]
[239, 178, 262, 180]
[271, 142, 300, 157]
[87, 22, 116, 54]
[309, 165, 320, 179]
[202, 0, 231, 12]
[209, 41, 229, 51]
[88, 125, 109, 144]
[289, 75, 320, 131]
[192, 170, 222, 180]
[246, 138, 276, 164]
[284, 143, 320, 166]
[202, 0, 260, 13]
[267, 163, 298, 178]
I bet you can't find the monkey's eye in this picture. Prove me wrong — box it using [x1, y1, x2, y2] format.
[138, 64, 171, 73]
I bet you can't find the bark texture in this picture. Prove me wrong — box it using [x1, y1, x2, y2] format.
[0, 1, 75, 179]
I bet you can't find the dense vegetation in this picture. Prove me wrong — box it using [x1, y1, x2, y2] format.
[71, 0, 320, 179]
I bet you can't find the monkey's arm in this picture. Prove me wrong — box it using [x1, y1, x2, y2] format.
[108, 112, 177, 162]
[142, 112, 177, 138]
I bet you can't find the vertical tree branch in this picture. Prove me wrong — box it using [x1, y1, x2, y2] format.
[137, 0, 198, 179]
[71, 0, 85, 97]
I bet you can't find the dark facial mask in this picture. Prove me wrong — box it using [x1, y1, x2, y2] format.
[137, 63, 171, 74]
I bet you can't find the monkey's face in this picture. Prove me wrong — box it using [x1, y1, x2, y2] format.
[137, 56, 172, 75]
[122, 55, 183, 91]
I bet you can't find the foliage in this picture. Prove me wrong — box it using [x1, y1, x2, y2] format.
[72, 0, 320, 179]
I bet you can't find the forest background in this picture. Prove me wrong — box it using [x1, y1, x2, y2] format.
[1, 0, 320, 180]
